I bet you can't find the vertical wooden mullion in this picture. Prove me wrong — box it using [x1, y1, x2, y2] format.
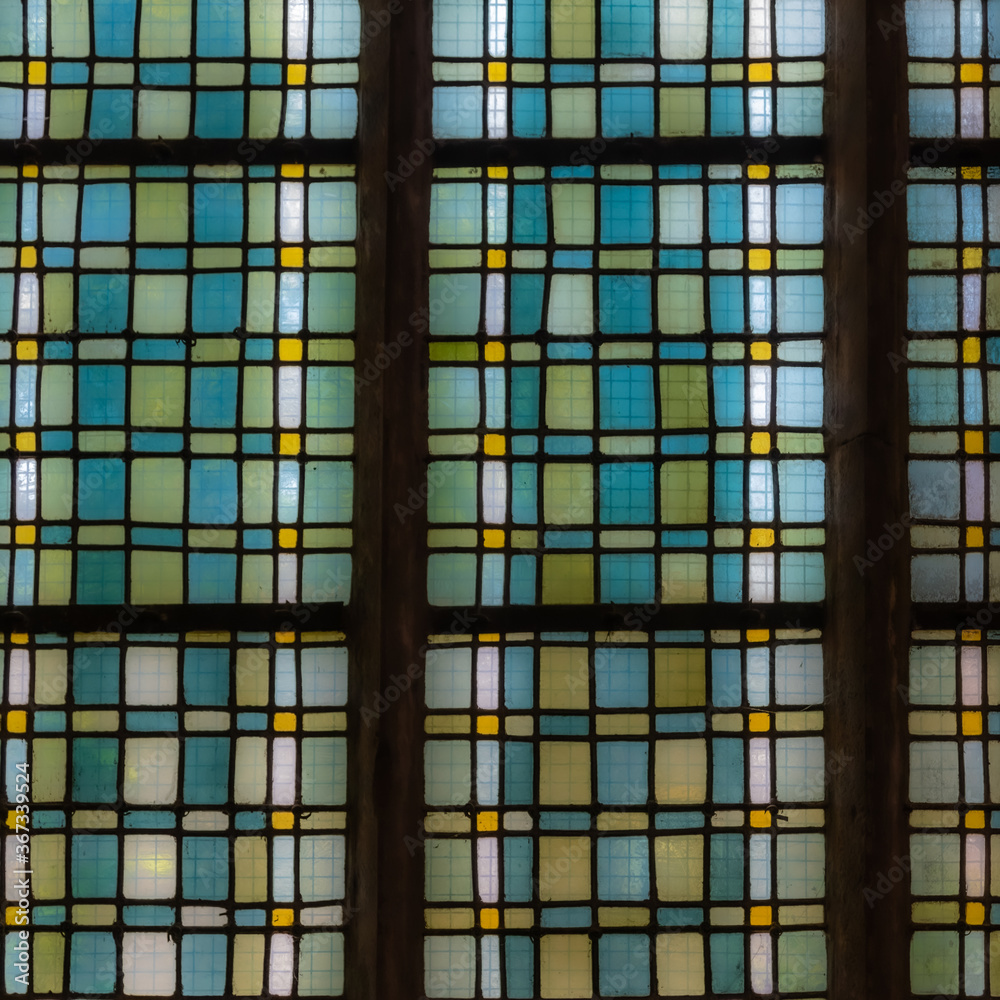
[862, 3, 910, 1000]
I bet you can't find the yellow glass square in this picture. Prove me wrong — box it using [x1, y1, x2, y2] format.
[483, 529, 505, 548]
[964, 336, 982, 362]
[479, 633, 500, 641]
[750, 905, 772, 925]
[477, 715, 499, 734]
[749, 528, 774, 548]
[484, 433, 506, 455]
[20, 247, 36, 268]
[279, 528, 298, 548]
[281, 164, 305, 177]
[15, 432, 35, 452]
[5, 812, 18, 831]
[484, 341, 506, 362]
[488, 62, 507, 82]
[487, 249, 506, 268]
[487, 166, 509, 178]
[272, 908, 295, 926]
[287, 63, 307, 85]
[749, 712, 770, 732]
[746, 629, 770, 642]
[962, 629, 982, 642]
[963, 167, 983, 179]
[279, 433, 301, 455]
[748, 249, 771, 270]
[747, 164, 770, 179]
[963, 711, 983, 735]
[10, 634, 27, 645]
[967, 526, 984, 547]
[750, 809, 771, 827]
[272, 812, 295, 829]
[6, 906, 22, 925]
[22, 166, 37, 178]
[481, 908, 500, 929]
[967, 902, 986, 925]
[281, 247, 304, 267]
[274, 712, 297, 731]
[477, 811, 499, 831]
[750, 431, 771, 454]
[964, 247, 983, 269]
[966, 809, 986, 828]
[966, 431, 984, 454]
[748, 63, 773, 82]
[27, 61, 46, 85]
[961, 63, 984, 82]
[16, 341, 37, 360]
[275, 632, 296, 643]
[7, 711, 26, 733]
[750, 341, 772, 360]
[14, 526, 35, 545]
[279, 339, 304, 361]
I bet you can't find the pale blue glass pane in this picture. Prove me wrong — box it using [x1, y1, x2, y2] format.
[601, 186, 654, 243]
[906, 0, 956, 56]
[314, 0, 363, 58]
[599, 462, 654, 523]
[775, 644, 824, 704]
[777, 275, 824, 333]
[776, 0, 826, 55]
[312, 89, 360, 139]
[776, 184, 824, 244]
[909, 90, 955, 137]
[908, 185, 958, 242]
[960, 0, 984, 55]
[597, 742, 648, 803]
[434, 0, 484, 56]
[777, 367, 824, 426]
[0, 3, 23, 56]
[602, 87, 655, 136]
[778, 460, 826, 522]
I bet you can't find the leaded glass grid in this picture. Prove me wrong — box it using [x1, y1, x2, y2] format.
[430, 0, 826, 138]
[426, 162, 826, 607]
[1, 630, 348, 997]
[0, 0, 360, 140]
[422, 628, 827, 998]
[907, 628, 999, 997]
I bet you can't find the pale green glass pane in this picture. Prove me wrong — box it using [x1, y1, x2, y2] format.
[425, 740, 472, 805]
[911, 930, 959, 995]
[661, 460, 709, 523]
[426, 839, 474, 900]
[139, 0, 193, 58]
[543, 463, 594, 526]
[655, 834, 704, 901]
[654, 738, 707, 803]
[545, 366, 594, 428]
[539, 741, 592, 804]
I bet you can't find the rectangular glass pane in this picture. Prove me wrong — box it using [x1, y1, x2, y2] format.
[422, 628, 827, 998]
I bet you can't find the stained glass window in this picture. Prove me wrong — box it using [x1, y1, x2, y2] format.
[0, 0, 360, 140]
[0, 2, 359, 997]
[426, 162, 826, 606]
[422, 628, 827, 998]
[431, 0, 826, 138]
[1, 630, 349, 996]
